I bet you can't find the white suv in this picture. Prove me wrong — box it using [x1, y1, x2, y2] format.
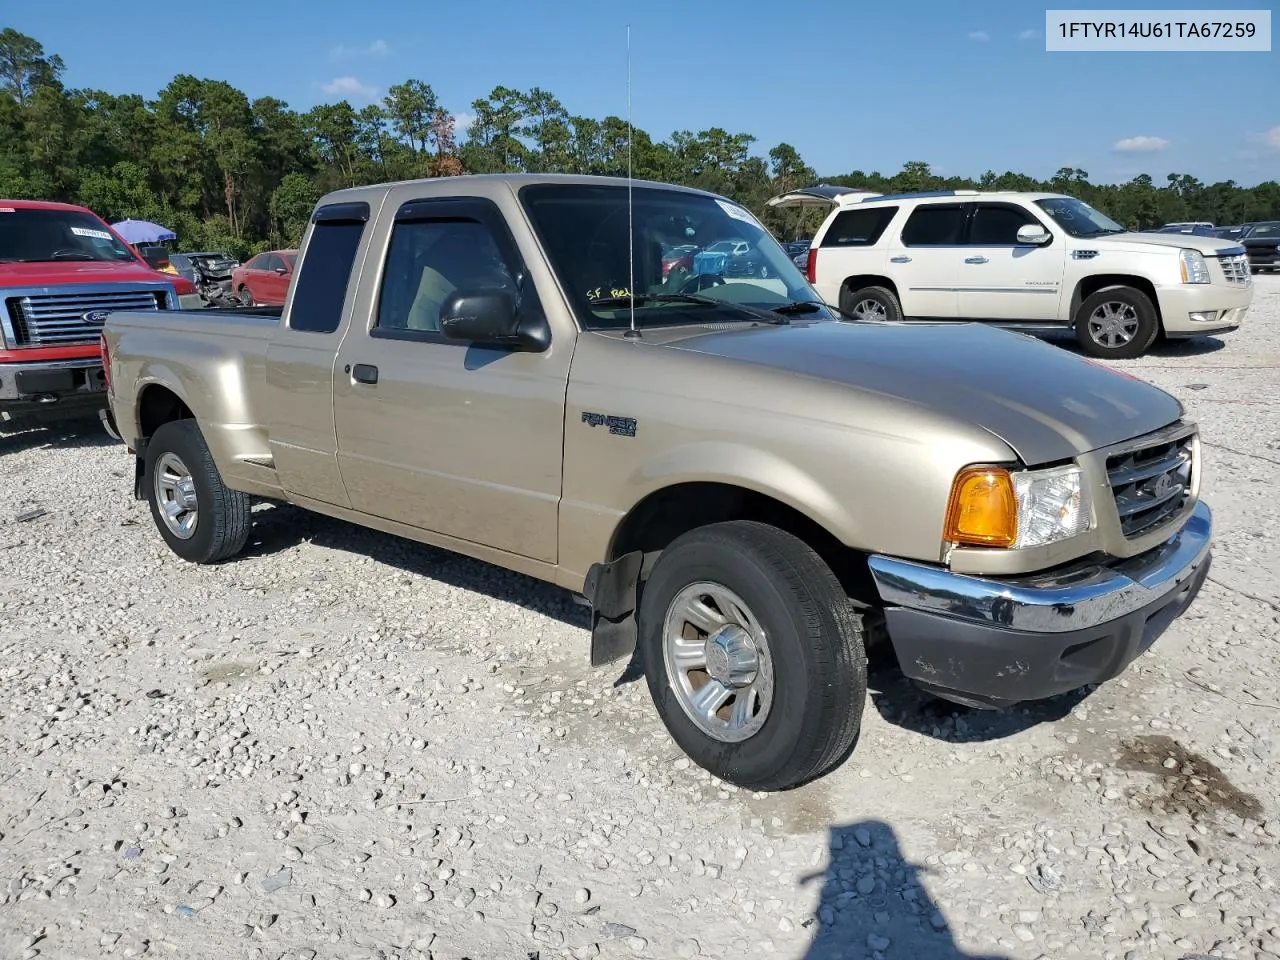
[769, 187, 1253, 359]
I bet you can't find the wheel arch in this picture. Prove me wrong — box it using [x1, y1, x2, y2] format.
[1070, 274, 1164, 329]
[583, 473, 879, 668]
[841, 274, 901, 300]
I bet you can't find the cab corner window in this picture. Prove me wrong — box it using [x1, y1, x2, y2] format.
[288, 220, 365, 334]
[375, 219, 517, 336]
[901, 204, 965, 246]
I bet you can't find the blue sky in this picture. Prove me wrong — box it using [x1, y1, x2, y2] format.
[8, 0, 1278, 185]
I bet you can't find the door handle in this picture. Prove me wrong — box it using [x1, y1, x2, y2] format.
[350, 363, 379, 384]
[965, 256, 989, 264]
[889, 255, 912, 263]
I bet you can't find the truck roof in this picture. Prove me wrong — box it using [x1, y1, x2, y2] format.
[316, 173, 726, 209]
[0, 198, 97, 213]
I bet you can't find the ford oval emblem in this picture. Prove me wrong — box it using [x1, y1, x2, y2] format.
[82, 310, 110, 325]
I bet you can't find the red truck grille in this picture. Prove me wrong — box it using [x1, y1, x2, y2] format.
[4, 289, 168, 346]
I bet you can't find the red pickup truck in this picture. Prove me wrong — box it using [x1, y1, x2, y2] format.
[1, 200, 197, 427]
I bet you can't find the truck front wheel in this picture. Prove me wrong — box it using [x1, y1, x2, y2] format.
[1073, 286, 1160, 359]
[145, 419, 251, 564]
[638, 521, 867, 791]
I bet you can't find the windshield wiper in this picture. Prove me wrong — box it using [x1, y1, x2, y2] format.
[589, 293, 789, 324]
[772, 299, 856, 321]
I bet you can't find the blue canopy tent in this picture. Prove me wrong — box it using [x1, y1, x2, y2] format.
[111, 219, 177, 244]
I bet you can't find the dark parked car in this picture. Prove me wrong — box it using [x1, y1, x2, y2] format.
[1239, 221, 1280, 273]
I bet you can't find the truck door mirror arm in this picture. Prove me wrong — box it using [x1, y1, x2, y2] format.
[439, 289, 550, 352]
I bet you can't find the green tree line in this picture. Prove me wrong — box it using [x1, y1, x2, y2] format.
[2, 27, 1277, 258]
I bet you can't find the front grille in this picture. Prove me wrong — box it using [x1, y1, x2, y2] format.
[1215, 253, 1252, 284]
[5, 289, 167, 346]
[1106, 430, 1195, 539]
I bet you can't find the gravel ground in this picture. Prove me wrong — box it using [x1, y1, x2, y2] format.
[2, 276, 1278, 960]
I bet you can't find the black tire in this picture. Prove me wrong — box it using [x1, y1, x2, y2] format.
[839, 284, 902, 323]
[638, 521, 867, 791]
[239, 285, 253, 307]
[145, 419, 251, 564]
[1073, 285, 1160, 359]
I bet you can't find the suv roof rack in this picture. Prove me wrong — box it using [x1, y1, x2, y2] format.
[851, 189, 982, 204]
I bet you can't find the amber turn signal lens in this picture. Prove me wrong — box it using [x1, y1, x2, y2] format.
[944, 467, 1017, 547]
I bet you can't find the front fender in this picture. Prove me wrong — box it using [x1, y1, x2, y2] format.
[629, 440, 862, 546]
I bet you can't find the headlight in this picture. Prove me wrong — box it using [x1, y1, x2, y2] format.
[1178, 249, 1210, 284]
[944, 464, 1091, 549]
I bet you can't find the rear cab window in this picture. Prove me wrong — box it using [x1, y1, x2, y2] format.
[287, 201, 370, 334]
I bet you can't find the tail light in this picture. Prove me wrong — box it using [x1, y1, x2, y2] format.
[805, 247, 818, 284]
[100, 334, 111, 389]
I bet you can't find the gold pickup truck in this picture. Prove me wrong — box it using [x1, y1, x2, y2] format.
[99, 174, 1213, 791]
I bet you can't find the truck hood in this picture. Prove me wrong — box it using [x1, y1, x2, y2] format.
[666, 320, 1183, 465]
[0, 260, 173, 288]
[1104, 232, 1243, 256]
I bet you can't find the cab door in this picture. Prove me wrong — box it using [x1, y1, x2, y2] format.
[331, 195, 571, 564]
[263, 202, 375, 509]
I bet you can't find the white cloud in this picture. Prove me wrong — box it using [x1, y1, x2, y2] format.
[321, 76, 379, 101]
[1113, 135, 1170, 153]
[1267, 125, 1280, 150]
[968, 30, 990, 41]
[330, 39, 390, 60]
[1018, 28, 1040, 40]
[454, 111, 476, 134]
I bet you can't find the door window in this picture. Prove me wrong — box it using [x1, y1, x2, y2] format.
[262, 254, 283, 272]
[375, 219, 517, 336]
[968, 204, 1043, 245]
[901, 204, 965, 246]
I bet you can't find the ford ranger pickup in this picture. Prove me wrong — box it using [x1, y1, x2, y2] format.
[0, 200, 196, 427]
[99, 174, 1213, 791]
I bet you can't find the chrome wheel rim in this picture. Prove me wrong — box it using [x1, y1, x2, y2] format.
[154, 452, 199, 540]
[663, 582, 774, 744]
[852, 298, 888, 321]
[1087, 301, 1139, 348]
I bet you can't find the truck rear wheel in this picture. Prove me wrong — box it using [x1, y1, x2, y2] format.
[145, 419, 251, 564]
[1073, 286, 1160, 359]
[638, 521, 867, 791]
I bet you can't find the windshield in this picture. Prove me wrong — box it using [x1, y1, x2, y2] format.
[519, 183, 828, 330]
[0, 207, 137, 263]
[1034, 197, 1127, 238]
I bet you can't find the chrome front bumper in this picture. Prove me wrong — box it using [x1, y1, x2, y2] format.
[866, 500, 1212, 707]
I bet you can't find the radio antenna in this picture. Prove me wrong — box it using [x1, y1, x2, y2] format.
[624, 23, 639, 339]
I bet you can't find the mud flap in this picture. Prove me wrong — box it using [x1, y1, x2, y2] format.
[583, 550, 644, 667]
[133, 438, 149, 501]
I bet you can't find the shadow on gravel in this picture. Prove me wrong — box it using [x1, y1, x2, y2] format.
[865, 647, 1091, 745]
[801, 820, 1009, 960]
[1035, 330, 1228, 359]
[241, 501, 591, 630]
[0, 416, 117, 456]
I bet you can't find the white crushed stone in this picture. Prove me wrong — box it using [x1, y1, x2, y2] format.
[0, 277, 1277, 959]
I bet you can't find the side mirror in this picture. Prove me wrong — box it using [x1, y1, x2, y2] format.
[274, 266, 288, 275]
[1016, 225, 1052, 245]
[439, 289, 547, 352]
